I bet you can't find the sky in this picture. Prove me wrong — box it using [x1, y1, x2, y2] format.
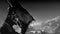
[21, 1, 60, 22]
[0, 0, 60, 27]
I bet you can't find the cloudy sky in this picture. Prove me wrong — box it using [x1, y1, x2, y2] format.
[0, 0, 60, 27]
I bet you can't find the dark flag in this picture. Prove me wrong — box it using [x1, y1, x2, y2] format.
[0, 0, 35, 34]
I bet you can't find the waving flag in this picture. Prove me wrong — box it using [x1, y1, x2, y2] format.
[0, 0, 35, 34]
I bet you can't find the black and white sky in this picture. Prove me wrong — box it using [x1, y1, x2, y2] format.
[21, 0, 60, 22]
[0, 0, 60, 27]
